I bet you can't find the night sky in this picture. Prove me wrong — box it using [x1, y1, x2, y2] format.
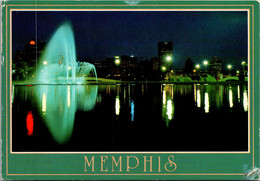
[12, 11, 248, 68]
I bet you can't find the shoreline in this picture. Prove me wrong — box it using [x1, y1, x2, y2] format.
[12, 80, 248, 86]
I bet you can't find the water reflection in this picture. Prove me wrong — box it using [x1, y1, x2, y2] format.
[13, 83, 248, 150]
[162, 84, 175, 127]
[131, 100, 135, 121]
[196, 87, 201, 108]
[237, 85, 240, 103]
[22, 85, 99, 144]
[229, 86, 233, 108]
[243, 86, 248, 112]
[26, 111, 34, 136]
[115, 95, 120, 116]
[204, 92, 209, 113]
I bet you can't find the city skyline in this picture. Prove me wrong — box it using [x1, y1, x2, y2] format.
[12, 11, 248, 69]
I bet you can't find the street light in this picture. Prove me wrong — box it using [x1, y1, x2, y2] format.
[115, 59, 120, 65]
[241, 61, 247, 76]
[195, 64, 200, 69]
[203, 60, 208, 72]
[114, 57, 121, 76]
[161, 66, 167, 72]
[166, 56, 172, 62]
[43, 61, 48, 65]
[227, 64, 232, 76]
[203, 60, 208, 66]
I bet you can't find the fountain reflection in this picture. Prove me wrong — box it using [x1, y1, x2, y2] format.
[36, 85, 98, 144]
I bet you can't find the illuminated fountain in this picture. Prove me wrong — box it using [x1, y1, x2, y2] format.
[32, 22, 99, 144]
[37, 22, 97, 84]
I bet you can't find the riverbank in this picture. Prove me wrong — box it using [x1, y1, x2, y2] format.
[12, 79, 248, 85]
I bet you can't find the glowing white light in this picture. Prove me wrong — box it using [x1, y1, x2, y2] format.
[115, 59, 120, 64]
[115, 96, 120, 115]
[203, 60, 208, 65]
[204, 92, 209, 113]
[229, 87, 233, 108]
[43, 61, 48, 65]
[42, 93, 46, 113]
[166, 100, 173, 120]
[67, 86, 71, 108]
[197, 89, 201, 107]
[166, 56, 172, 61]
[243, 90, 248, 112]
[162, 88, 166, 106]
[68, 66, 72, 70]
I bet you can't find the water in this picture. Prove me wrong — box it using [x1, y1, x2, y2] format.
[12, 83, 248, 152]
[36, 22, 97, 84]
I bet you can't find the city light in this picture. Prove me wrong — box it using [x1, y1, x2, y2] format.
[227, 64, 232, 69]
[203, 60, 208, 66]
[242, 61, 246, 65]
[161, 66, 167, 72]
[115, 59, 120, 65]
[29, 40, 36, 45]
[68, 66, 72, 70]
[166, 56, 172, 61]
[43, 61, 48, 65]
[195, 64, 200, 69]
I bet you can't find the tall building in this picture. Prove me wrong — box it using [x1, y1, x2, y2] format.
[158, 41, 173, 57]
[158, 41, 173, 71]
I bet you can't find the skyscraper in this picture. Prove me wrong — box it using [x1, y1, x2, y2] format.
[158, 41, 173, 71]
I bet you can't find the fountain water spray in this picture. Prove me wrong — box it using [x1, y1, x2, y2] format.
[37, 21, 97, 84]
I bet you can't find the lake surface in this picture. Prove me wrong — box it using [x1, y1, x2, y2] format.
[12, 83, 248, 152]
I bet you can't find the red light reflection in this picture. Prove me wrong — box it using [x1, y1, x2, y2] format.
[26, 111, 34, 136]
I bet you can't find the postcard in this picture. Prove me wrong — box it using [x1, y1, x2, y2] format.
[1, 0, 259, 180]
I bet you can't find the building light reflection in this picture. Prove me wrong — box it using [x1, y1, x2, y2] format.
[26, 111, 34, 136]
[194, 84, 197, 103]
[204, 92, 209, 113]
[131, 100, 135, 121]
[237, 85, 240, 102]
[229, 87, 233, 108]
[162, 87, 166, 106]
[243, 90, 248, 112]
[166, 100, 173, 120]
[197, 89, 201, 108]
[115, 96, 120, 115]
